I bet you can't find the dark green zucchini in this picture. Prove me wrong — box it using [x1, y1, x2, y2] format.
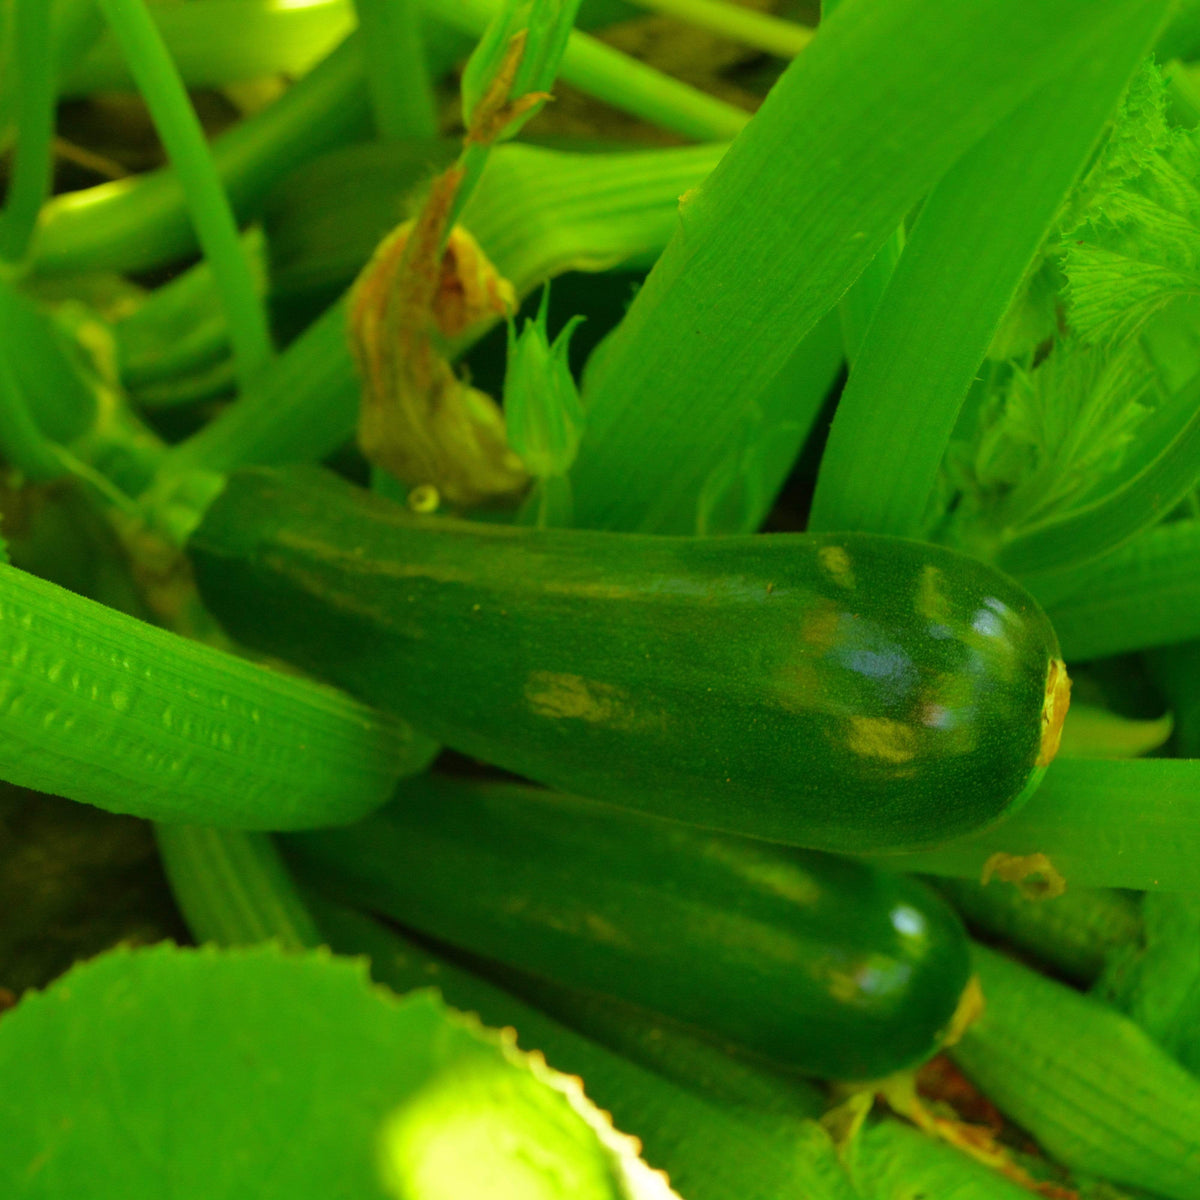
[284, 773, 973, 1081]
[189, 465, 1069, 853]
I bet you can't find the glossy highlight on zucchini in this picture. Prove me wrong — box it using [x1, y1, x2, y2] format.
[189, 465, 1069, 853]
[284, 773, 974, 1081]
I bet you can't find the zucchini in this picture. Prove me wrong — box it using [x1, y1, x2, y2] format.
[190, 465, 1069, 852]
[283, 773, 973, 1081]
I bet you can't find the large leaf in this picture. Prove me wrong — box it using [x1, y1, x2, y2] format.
[0, 944, 667, 1199]
[569, 0, 1170, 533]
[807, 0, 1171, 536]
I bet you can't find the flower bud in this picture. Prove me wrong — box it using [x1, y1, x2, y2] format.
[503, 288, 585, 479]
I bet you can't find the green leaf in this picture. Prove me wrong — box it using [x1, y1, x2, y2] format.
[1067, 244, 1200, 344]
[1063, 61, 1200, 346]
[940, 336, 1155, 552]
[807, 1, 1169, 537]
[992, 368, 1200, 576]
[1022, 520, 1200, 660]
[570, 0, 1171, 534]
[0, 944, 664, 1199]
[694, 401, 803, 536]
[1156, 1, 1200, 62]
[1100, 891, 1200, 1077]
[309, 898, 859, 1200]
[684, 303, 841, 539]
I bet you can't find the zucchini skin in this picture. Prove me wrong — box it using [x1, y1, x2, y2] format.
[284, 774, 973, 1081]
[190, 465, 1065, 853]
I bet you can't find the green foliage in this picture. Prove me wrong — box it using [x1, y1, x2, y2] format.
[572, 0, 1165, 534]
[504, 288, 586, 479]
[879, 757, 1200, 892]
[953, 944, 1200, 1200]
[928, 876, 1143, 988]
[461, 0, 585, 141]
[941, 336, 1154, 549]
[1063, 61, 1200, 347]
[808, 0, 1167, 538]
[938, 59, 1200, 566]
[11, 2, 1200, 1197]
[0, 944, 658, 1199]
[0, 560, 435, 828]
[1099, 892, 1200, 1077]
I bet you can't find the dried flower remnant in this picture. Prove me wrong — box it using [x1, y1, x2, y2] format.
[981, 852, 1067, 901]
[461, 0, 584, 144]
[347, 170, 527, 509]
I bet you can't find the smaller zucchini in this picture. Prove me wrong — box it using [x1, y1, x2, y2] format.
[284, 773, 973, 1081]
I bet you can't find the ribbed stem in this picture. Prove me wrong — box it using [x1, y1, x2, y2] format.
[94, 0, 272, 390]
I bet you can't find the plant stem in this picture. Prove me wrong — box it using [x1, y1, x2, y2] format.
[426, 0, 751, 140]
[94, 0, 272, 391]
[62, 0, 357, 96]
[0, 0, 56, 265]
[152, 142, 725, 487]
[627, 0, 813, 60]
[871, 758, 1200, 892]
[32, 32, 374, 277]
[354, 0, 438, 139]
[156, 826, 322, 951]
